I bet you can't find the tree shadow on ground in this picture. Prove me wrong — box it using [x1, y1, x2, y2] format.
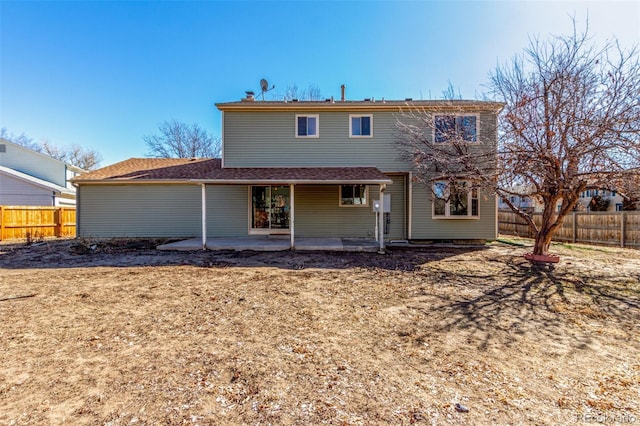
[405, 258, 640, 351]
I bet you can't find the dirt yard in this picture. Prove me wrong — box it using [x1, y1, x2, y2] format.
[1, 238, 638, 425]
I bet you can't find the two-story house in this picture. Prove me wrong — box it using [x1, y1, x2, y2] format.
[578, 189, 626, 211]
[0, 138, 83, 206]
[73, 94, 503, 250]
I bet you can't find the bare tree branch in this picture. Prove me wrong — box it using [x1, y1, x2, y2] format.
[144, 120, 221, 158]
[276, 84, 324, 101]
[2, 128, 102, 170]
[396, 20, 640, 255]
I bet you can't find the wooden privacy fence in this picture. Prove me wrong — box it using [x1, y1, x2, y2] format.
[0, 206, 76, 241]
[499, 210, 640, 248]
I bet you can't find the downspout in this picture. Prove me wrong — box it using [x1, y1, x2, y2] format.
[74, 182, 80, 237]
[378, 184, 386, 253]
[201, 184, 207, 250]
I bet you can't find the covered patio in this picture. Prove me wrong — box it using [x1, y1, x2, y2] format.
[72, 158, 393, 248]
[195, 165, 393, 252]
[157, 237, 380, 252]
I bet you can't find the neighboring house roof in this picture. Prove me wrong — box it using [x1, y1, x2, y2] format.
[0, 166, 75, 196]
[72, 158, 392, 185]
[216, 99, 505, 112]
[0, 138, 86, 174]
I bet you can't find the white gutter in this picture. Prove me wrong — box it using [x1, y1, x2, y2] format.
[72, 178, 394, 185]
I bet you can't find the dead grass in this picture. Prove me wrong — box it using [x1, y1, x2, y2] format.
[0, 239, 639, 425]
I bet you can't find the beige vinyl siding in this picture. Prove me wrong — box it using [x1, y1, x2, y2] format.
[205, 185, 248, 237]
[295, 185, 379, 238]
[77, 184, 201, 238]
[410, 182, 497, 240]
[223, 111, 409, 171]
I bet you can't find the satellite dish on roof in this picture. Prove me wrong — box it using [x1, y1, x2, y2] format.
[258, 78, 275, 101]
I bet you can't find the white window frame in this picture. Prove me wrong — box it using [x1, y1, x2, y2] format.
[295, 114, 319, 138]
[349, 114, 373, 138]
[339, 184, 369, 207]
[432, 113, 479, 144]
[432, 180, 480, 219]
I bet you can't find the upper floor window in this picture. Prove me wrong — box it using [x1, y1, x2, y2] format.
[433, 180, 479, 218]
[350, 115, 372, 137]
[296, 115, 318, 138]
[340, 184, 368, 207]
[434, 115, 477, 143]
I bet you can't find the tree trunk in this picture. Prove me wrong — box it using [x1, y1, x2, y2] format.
[533, 229, 553, 255]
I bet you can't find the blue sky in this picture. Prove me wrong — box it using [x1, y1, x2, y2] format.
[1, 1, 638, 167]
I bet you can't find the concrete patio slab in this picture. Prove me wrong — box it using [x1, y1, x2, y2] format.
[295, 238, 343, 251]
[207, 237, 290, 251]
[157, 237, 290, 251]
[157, 237, 379, 252]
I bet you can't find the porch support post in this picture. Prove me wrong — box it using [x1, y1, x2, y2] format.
[290, 184, 295, 250]
[201, 184, 207, 250]
[378, 184, 386, 253]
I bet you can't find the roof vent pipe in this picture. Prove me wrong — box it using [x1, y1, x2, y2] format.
[340, 84, 345, 102]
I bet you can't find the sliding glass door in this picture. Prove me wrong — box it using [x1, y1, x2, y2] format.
[251, 185, 290, 232]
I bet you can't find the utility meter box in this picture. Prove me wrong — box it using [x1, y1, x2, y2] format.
[372, 194, 391, 213]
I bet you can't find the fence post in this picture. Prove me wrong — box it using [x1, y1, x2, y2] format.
[0, 206, 4, 241]
[55, 208, 63, 238]
[572, 212, 577, 243]
[621, 211, 626, 248]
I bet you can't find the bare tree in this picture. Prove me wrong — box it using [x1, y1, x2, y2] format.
[144, 120, 221, 158]
[278, 83, 324, 101]
[65, 145, 102, 170]
[1, 128, 38, 151]
[1, 127, 102, 170]
[397, 22, 640, 256]
[441, 81, 462, 100]
[588, 195, 610, 211]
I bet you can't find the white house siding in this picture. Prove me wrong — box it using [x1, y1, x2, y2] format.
[55, 197, 76, 207]
[77, 185, 201, 238]
[0, 140, 69, 188]
[411, 182, 497, 240]
[0, 174, 56, 206]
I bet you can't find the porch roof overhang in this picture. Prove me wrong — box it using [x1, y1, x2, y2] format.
[192, 167, 392, 185]
[72, 158, 392, 185]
